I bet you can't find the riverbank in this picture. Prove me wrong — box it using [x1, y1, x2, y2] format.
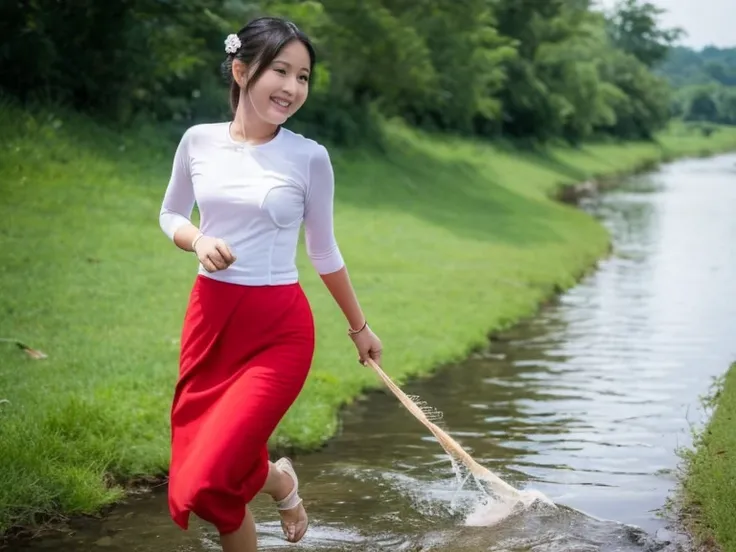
[675, 362, 736, 552]
[2, 98, 736, 538]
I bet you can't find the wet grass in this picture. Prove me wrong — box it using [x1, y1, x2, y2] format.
[676, 363, 736, 552]
[2, 96, 736, 537]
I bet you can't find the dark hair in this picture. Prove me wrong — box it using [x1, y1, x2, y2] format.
[221, 16, 316, 115]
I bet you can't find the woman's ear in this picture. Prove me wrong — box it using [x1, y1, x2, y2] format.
[232, 59, 248, 87]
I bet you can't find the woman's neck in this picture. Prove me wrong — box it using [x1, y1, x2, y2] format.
[230, 107, 279, 145]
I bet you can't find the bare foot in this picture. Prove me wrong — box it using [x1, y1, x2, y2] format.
[273, 458, 308, 543]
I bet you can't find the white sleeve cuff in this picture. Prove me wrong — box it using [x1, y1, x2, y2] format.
[309, 245, 345, 275]
[159, 208, 192, 241]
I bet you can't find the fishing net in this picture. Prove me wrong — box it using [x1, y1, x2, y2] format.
[365, 359, 556, 524]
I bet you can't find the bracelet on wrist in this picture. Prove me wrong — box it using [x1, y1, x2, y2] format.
[192, 232, 204, 251]
[348, 320, 368, 336]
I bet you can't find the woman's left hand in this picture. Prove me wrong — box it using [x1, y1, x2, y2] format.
[349, 325, 382, 367]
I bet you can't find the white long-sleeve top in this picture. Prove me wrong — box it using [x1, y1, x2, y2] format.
[159, 122, 345, 286]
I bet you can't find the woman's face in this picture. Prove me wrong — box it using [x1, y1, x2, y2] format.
[238, 40, 311, 126]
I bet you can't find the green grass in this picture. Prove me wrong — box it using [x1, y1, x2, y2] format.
[676, 363, 736, 552]
[2, 97, 736, 537]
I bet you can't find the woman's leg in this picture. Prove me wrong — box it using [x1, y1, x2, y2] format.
[259, 460, 308, 542]
[260, 461, 292, 497]
[220, 507, 257, 552]
[216, 461, 303, 552]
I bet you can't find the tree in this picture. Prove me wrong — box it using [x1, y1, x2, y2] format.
[605, 0, 684, 68]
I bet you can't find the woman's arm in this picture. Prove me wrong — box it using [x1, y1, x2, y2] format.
[321, 267, 381, 365]
[159, 128, 235, 271]
[160, 128, 198, 249]
[319, 266, 366, 332]
[304, 145, 382, 364]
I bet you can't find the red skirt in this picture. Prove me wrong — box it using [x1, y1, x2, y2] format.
[167, 275, 315, 534]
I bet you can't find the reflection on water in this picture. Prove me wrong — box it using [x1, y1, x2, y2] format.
[8, 154, 736, 551]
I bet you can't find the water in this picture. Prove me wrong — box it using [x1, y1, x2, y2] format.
[7, 154, 736, 551]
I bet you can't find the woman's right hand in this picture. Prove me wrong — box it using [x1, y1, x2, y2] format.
[193, 235, 237, 273]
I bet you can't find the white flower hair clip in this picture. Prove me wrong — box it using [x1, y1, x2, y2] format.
[224, 33, 241, 54]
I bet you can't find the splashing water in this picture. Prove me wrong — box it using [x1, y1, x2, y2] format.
[365, 359, 556, 526]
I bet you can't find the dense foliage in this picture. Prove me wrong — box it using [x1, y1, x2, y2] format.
[658, 46, 736, 126]
[1, 0, 686, 144]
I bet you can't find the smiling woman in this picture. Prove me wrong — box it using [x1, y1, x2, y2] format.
[156, 15, 383, 552]
[223, 19, 314, 142]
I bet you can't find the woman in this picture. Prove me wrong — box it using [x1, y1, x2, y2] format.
[158, 16, 383, 552]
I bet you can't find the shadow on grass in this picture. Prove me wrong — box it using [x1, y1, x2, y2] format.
[331, 132, 583, 247]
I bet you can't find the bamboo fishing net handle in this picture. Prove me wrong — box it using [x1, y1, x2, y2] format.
[364, 358, 521, 499]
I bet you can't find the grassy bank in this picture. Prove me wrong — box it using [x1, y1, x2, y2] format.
[676, 363, 736, 552]
[2, 98, 736, 537]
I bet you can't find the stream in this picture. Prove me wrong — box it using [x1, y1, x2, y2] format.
[8, 153, 736, 551]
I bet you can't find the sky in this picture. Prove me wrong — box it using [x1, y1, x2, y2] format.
[593, 0, 736, 49]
